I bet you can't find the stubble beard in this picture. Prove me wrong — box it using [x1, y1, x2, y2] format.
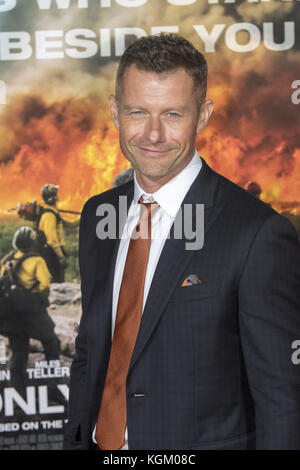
[123, 146, 183, 184]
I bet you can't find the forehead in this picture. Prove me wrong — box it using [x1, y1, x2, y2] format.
[119, 65, 196, 106]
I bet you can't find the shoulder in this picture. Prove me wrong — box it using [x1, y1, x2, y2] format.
[201, 162, 298, 249]
[212, 166, 277, 225]
[34, 256, 49, 269]
[17, 254, 47, 273]
[39, 207, 58, 223]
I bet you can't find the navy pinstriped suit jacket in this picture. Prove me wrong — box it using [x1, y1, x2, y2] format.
[64, 158, 300, 450]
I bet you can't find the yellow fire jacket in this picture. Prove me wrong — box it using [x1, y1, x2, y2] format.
[38, 204, 65, 249]
[0, 251, 51, 294]
[38, 204, 79, 250]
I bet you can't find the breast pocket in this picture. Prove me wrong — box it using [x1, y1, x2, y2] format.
[169, 278, 222, 303]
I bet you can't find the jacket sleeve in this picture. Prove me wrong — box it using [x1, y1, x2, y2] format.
[63, 201, 90, 450]
[35, 257, 52, 292]
[238, 213, 300, 449]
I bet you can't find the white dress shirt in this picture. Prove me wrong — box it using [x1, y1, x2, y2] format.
[93, 150, 202, 449]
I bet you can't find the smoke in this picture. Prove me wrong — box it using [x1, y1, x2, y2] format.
[212, 52, 300, 178]
[0, 93, 103, 164]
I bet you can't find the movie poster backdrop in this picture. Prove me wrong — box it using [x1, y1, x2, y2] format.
[0, 0, 299, 450]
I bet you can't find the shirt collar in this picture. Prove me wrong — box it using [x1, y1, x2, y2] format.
[133, 150, 202, 217]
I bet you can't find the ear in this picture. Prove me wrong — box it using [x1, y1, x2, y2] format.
[109, 94, 119, 130]
[196, 99, 214, 134]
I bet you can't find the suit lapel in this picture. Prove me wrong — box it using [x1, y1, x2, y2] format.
[128, 159, 223, 373]
[86, 182, 134, 322]
[100, 185, 134, 322]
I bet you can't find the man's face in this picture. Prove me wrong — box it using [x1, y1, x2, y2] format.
[109, 65, 213, 191]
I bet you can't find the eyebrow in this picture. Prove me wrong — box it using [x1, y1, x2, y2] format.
[122, 105, 189, 113]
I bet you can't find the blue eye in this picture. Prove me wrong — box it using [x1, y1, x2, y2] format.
[129, 111, 147, 119]
[167, 112, 180, 118]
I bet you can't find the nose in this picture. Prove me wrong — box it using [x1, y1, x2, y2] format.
[143, 116, 165, 144]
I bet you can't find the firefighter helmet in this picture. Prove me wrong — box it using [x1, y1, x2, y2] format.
[245, 181, 262, 196]
[41, 184, 59, 205]
[12, 226, 37, 252]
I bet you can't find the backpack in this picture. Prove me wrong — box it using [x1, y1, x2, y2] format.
[0, 252, 40, 330]
[16, 200, 42, 222]
[17, 203, 64, 282]
[16, 201, 62, 242]
[16, 199, 61, 220]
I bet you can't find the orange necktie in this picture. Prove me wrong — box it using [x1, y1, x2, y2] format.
[95, 196, 158, 450]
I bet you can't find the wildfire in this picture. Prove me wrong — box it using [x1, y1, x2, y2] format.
[0, 95, 129, 213]
[197, 128, 300, 215]
[0, 93, 299, 216]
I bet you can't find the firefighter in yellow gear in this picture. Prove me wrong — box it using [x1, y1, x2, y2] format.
[0, 226, 60, 396]
[38, 184, 79, 283]
[10, 250, 51, 296]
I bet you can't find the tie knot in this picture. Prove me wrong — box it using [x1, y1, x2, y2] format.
[136, 196, 159, 232]
[138, 195, 157, 206]
[138, 196, 159, 222]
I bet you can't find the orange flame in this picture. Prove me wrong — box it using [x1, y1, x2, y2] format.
[0, 117, 129, 213]
[0, 92, 299, 216]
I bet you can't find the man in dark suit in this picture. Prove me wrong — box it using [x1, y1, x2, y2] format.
[64, 34, 300, 450]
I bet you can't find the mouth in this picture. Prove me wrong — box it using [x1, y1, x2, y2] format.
[138, 146, 172, 156]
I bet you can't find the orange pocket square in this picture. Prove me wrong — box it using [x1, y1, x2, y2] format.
[181, 274, 202, 286]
